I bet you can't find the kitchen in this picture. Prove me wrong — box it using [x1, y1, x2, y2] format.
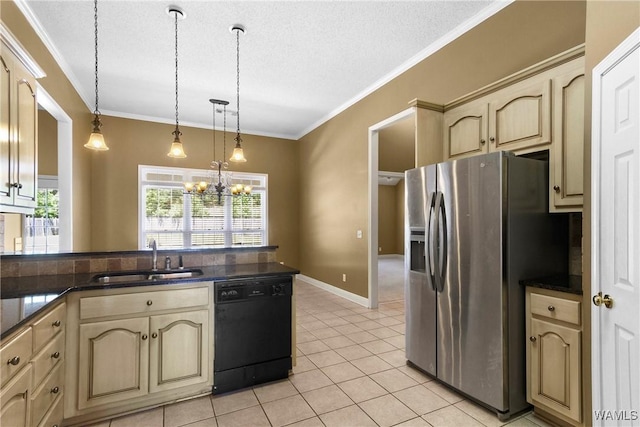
[1, 1, 639, 426]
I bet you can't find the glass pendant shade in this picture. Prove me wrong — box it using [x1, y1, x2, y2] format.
[84, 114, 109, 151]
[85, 130, 109, 151]
[168, 136, 187, 158]
[230, 145, 246, 162]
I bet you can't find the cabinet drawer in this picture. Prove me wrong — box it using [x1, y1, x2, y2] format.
[32, 332, 65, 388]
[32, 303, 66, 352]
[31, 363, 63, 427]
[530, 293, 581, 325]
[80, 286, 209, 320]
[0, 327, 33, 387]
[37, 392, 63, 427]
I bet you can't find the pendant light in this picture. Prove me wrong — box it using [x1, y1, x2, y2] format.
[84, 0, 109, 151]
[167, 6, 187, 158]
[229, 24, 247, 163]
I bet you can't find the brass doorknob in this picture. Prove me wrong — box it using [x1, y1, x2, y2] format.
[593, 292, 614, 309]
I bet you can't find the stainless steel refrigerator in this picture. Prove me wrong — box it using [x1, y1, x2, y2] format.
[405, 151, 568, 420]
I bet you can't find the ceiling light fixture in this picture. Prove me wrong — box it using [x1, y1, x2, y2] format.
[84, 0, 109, 151]
[184, 99, 251, 203]
[167, 6, 187, 158]
[229, 24, 247, 163]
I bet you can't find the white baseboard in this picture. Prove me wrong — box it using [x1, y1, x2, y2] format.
[296, 274, 369, 308]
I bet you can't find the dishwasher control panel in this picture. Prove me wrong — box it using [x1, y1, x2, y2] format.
[215, 276, 293, 303]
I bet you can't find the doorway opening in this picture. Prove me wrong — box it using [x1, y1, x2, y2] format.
[368, 108, 416, 308]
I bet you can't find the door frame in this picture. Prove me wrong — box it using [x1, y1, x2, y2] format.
[591, 27, 640, 423]
[368, 107, 415, 308]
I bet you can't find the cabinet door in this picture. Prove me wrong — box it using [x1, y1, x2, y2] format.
[78, 317, 149, 410]
[530, 318, 582, 423]
[0, 365, 31, 427]
[149, 310, 209, 394]
[443, 102, 488, 159]
[489, 78, 551, 152]
[14, 62, 37, 209]
[0, 54, 12, 201]
[551, 65, 585, 211]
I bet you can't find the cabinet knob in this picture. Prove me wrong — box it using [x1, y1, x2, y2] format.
[142, 334, 148, 340]
[480, 139, 486, 145]
[52, 320, 61, 327]
[553, 185, 561, 193]
[10, 182, 23, 189]
[547, 305, 555, 312]
[530, 336, 537, 342]
[50, 386, 60, 394]
[152, 332, 158, 339]
[51, 351, 60, 359]
[7, 356, 20, 366]
[146, 300, 153, 306]
[489, 137, 495, 142]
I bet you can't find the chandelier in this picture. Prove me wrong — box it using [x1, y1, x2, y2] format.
[183, 99, 251, 203]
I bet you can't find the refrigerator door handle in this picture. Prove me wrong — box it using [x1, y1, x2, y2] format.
[433, 191, 447, 292]
[425, 191, 436, 291]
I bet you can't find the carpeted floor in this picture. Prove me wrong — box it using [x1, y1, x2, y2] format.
[378, 255, 404, 304]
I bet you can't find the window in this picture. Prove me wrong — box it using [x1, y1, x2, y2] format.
[139, 165, 268, 249]
[23, 176, 60, 253]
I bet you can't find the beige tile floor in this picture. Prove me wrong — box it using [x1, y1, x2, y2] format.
[92, 278, 555, 427]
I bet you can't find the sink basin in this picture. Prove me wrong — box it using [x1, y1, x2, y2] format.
[91, 269, 203, 284]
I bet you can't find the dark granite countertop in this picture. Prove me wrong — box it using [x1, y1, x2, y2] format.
[520, 275, 583, 295]
[1, 262, 299, 340]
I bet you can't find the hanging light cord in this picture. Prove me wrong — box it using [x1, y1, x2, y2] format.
[235, 28, 241, 144]
[173, 11, 181, 137]
[223, 104, 227, 160]
[212, 101, 216, 160]
[93, 0, 100, 116]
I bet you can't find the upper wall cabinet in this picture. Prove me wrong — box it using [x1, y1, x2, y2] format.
[442, 46, 585, 212]
[550, 59, 585, 211]
[0, 43, 38, 214]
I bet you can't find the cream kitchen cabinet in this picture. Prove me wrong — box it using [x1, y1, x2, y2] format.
[526, 287, 582, 425]
[0, 301, 65, 427]
[0, 44, 38, 214]
[444, 72, 552, 160]
[550, 59, 585, 212]
[443, 101, 488, 159]
[65, 283, 213, 424]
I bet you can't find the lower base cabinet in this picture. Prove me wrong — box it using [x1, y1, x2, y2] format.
[0, 365, 32, 427]
[65, 283, 214, 425]
[526, 287, 583, 426]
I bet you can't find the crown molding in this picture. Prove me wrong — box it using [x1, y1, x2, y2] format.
[0, 22, 46, 78]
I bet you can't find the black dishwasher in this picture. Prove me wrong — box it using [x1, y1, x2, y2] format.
[213, 276, 292, 394]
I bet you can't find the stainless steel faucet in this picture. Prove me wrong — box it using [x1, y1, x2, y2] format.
[165, 256, 171, 270]
[149, 239, 158, 271]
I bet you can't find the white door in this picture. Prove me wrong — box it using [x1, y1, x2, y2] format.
[592, 28, 640, 426]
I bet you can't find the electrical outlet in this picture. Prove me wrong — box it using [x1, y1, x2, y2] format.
[356, 230, 363, 239]
[342, 274, 347, 282]
[379, 247, 382, 252]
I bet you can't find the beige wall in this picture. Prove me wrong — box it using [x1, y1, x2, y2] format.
[299, 0, 587, 297]
[38, 109, 58, 176]
[91, 116, 300, 267]
[378, 185, 397, 255]
[395, 179, 405, 255]
[582, 2, 639, 422]
[379, 117, 414, 172]
[4, 0, 94, 251]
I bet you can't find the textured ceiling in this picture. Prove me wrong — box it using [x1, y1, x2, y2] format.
[18, 0, 506, 140]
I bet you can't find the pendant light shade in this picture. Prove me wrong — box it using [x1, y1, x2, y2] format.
[167, 6, 186, 158]
[229, 24, 246, 163]
[84, 0, 109, 151]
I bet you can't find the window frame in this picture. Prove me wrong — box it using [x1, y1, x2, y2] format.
[138, 165, 268, 250]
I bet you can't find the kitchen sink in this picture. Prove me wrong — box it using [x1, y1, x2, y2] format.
[91, 269, 203, 284]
